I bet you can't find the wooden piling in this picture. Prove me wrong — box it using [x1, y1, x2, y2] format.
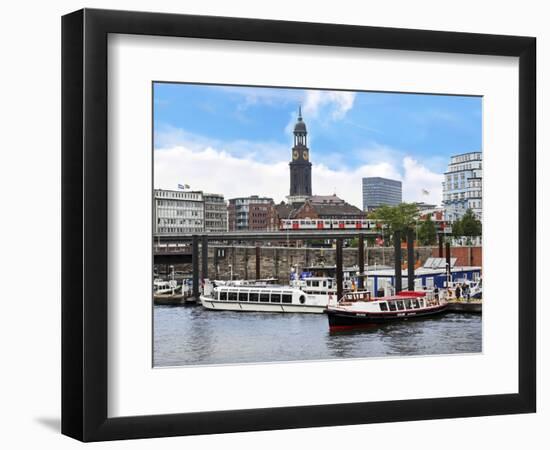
[394, 230, 402, 293]
[201, 235, 208, 281]
[255, 245, 261, 280]
[445, 242, 451, 282]
[192, 235, 199, 300]
[336, 238, 343, 301]
[358, 234, 365, 289]
[407, 228, 415, 291]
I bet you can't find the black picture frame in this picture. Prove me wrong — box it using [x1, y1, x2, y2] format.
[62, 8, 536, 442]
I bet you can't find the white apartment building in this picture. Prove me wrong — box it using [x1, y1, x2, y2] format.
[442, 151, 482, 222]
[154, 189, 204, 234]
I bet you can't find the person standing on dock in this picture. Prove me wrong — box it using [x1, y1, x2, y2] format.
[455, 285, 461, 300]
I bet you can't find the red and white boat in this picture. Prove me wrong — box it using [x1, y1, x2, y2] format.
[325, 290, 448, 331]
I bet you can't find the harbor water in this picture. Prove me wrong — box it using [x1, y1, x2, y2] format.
[153, 305, 482, 367]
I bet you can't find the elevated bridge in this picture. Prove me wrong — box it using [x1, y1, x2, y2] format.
[154, 229, 380, 244]
[153, 230, 449, 304]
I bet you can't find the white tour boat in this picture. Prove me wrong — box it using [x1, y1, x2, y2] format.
[199, 277, 339, 313]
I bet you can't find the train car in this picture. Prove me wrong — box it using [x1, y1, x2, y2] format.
[332, 219, 375, 229]
[279, 218, 382, 231]
[280, 217, 444, 232]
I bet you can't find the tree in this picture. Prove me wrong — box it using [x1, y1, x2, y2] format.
[460, 209, 482, 236]
[370, 203, 419, 236]
[452, 219, 464, 238]
[348, 237, 359, 248]
[417, 215, 437, 245]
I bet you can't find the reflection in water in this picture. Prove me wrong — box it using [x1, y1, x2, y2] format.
[153, 306, 481, 367]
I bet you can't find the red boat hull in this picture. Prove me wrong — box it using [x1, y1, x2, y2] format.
[326, 303, 448, 331]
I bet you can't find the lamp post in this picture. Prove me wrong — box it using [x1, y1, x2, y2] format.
[228, 264, 233, 281]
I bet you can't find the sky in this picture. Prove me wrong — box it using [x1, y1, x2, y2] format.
[153, 83, 482, 208]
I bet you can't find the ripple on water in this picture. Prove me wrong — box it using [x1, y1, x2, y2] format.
[153, 306, 482, 367]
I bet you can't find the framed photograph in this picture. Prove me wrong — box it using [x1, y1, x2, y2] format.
[62, 8, 536, 441]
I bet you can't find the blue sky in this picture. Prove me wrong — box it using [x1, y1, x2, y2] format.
[153, 83, 481, 207]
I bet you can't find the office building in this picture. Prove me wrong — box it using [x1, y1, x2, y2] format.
[362, 177, 402, 211]
[203, 193, 228, 233]
[154, 189, 204, 234]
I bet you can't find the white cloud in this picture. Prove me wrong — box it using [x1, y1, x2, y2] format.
[303, 90, 356, 120]
[313, 162, 400, 208]
[284, 90, 357, 137]
[155, 124, 288, 163]
[155, 145, 442, 209]
[401, 157, 443, 206]
[155, 146, 289, 201]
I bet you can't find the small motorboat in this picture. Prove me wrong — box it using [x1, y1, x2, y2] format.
[153, 278, 186, 305]
[442, 277, 482, 313]
[325, 290, 448, 331]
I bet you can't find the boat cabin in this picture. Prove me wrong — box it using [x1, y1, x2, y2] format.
[215, 286, 304, 305]
[338, 291, 442, 312]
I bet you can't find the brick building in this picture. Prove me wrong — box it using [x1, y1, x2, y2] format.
[227, 195, 277, 231]
[275, 194, 364, 225]
[249, 201, 278, 230]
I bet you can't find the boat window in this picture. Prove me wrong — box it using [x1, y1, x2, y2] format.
[418, 299, 424, 308]
[404, 299, 411, 309]
[219, 291, 227, 301]
[388, 301, 397, 311]
[228, 291, 238, 301]
[412, 299, 419, 308]
[270, 293, 281, 303]
[299, 295, 306, 304]
[238, 292, 248, 301]
[249, 292, 259, 302]
[379, 302, 388, 311]
[282, 294, 292, 304]
[260, 293, 270, 302]
[396, 300, 405, 310]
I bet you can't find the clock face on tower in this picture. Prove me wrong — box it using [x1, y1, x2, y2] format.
[293, 150, 299, 160]
[302, 150, 309, 161]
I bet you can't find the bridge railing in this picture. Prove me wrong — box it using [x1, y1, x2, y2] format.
[154, 244, 192, 254]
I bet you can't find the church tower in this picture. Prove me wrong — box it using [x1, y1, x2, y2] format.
[288, 107, 312, 204]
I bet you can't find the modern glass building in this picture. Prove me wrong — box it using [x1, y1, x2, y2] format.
[442, 151, 482, 222]
[362, 177, 402, 211]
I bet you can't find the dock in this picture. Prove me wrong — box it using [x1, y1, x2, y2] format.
[446, 298, 482, 313]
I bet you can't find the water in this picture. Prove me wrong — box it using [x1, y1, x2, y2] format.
[153, 305, 482, 367]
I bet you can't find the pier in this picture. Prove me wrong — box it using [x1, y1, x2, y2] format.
[153, 229, 481, 306]
[184, 231, 378, 302]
